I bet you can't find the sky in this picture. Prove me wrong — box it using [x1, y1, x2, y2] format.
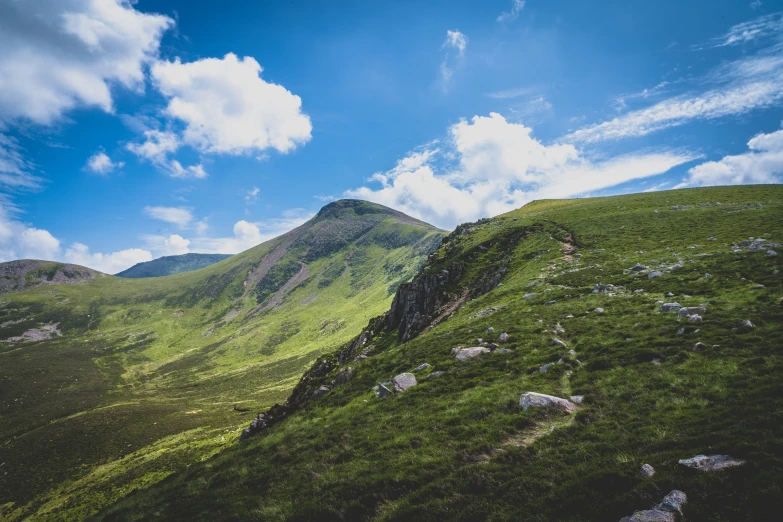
[0, 0, 782, 273]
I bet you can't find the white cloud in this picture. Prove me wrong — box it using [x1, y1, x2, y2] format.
[697, 12, 782, 49]
[0, 204, 60, 261]
[440, 30, 468, 86]
[566, 52, 783, 143]
[189, 209, 313, 254]
[0, 134, 41, 189]
[679, 126, 783, 187]
[497, 0, 525, 23]
[485, 87, 535, 99]
[346, 113, 695, 229]
[85, 151, 123, 174]
[126, 129, 207, 178]
[163, 234, 190, 255]
[64, 242, 152, 274]
[245, 187, 260, 205]
[143, 206, 193, 227]
[195, 219, 209, 235]
[150, 53, 312, 155]
[0, 0, 172, 126]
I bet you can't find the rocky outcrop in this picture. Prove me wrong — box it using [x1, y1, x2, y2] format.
[455, 347, 491, 361]
[0, 260, 100, 294]
[619, 490, 687, 522]
[678, 454, 746, 471]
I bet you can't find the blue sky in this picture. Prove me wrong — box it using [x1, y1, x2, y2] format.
[0, 0, 782, 273]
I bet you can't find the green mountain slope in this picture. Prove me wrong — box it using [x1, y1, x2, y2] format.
[98, 186, 781, 522]
[0, 200, 444, 521]
[0, 260, 101, 294]
[115, 253, 232, 278]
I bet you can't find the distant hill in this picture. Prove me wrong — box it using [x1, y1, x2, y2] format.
[115, 253, 232, 278]
[0, 259, 100, 294]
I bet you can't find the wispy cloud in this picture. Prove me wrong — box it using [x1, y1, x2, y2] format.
[440, 30, 468, 87]
[0, 134, 41, 189]
[695, 12, 782, 49]
[143, 205, 194, 228]
[484, 87, 535, 99]
[496, 0, 525, 23]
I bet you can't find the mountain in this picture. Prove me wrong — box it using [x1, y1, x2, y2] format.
[0, 200, 445, 521]
[0, 259, 101, 294]
[96, 186, 782, 521]
[115, 253, 232, 278]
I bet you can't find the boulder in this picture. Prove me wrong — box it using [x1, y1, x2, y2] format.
[539, 363, 554, 373]
[486, 327, 495, 334]
[375, 383, 393, 398]
[498, 332, 510, 343]
[687, 314, 703, 323]
[678, 454, 746, 471]
[313, 385, 331, 397]
[619, 490, 686, 522]
[455, 347, 491, 361]
[630, 264, 649, 272]
[594, 307, 605, 313]
[678, 307, 706, 318]
[519, 392, 577, 413]
[657, 490, 687, 517]
[739, 319, 755, 328]
[640, 463, 655, 478]
[521, 292, 537, 299]
[648, 271, 664, 279]
[552, 337, 568, 348]
[412, 363, 431, 373]
[570, 395, 584, 404]
[392, 373, 417, 392]
[659, 303, 682, 312]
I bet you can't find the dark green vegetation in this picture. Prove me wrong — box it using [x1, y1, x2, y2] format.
[116, 253, 232, 278]
[97, 186, 782, 521]
[0, 200, 443, 521]
[0, 260, 100, 294]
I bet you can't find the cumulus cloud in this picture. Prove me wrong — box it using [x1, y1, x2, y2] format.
[189, 209, 313, 254]
[346, 113, 695, 229]
[64, 242, 152, 274]
[0, 134, 42, 189]
[497, 0, 525, 23]
[679, 126, 783, 187]
[126, 129, 207, 178]
[142, 233, 190, 256]
[150, 53, 312, 155]
[440, 30, 468, 86]
[85, 151, 123, 174]
[0, 0, 172, 126]
[143, 206, 193, 227]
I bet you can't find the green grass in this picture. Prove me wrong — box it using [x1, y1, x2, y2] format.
[93, 186, 782, 521]
[0, 200, 443, 521]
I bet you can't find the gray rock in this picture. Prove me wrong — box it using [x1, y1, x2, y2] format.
[739, 319, 755, 328]
[630, 264, 649, 272]
[767, 249, 777, 256]
[455, 347, 491, 361]
[594, 307, 605, 313]
[619, 509, 675, 522]
[660, 302, 682, 312]
[539, 363, 554, 373]
[678, 307, 706, 318]
[648, 271, 664, 279]
[521, 292, 537, 299]
[427, 371, 445, 379]
[486, 327, 495, 334]
[666, 292, 674, 297]
[704, 273, 713, 279]
[313, 385, 331, 397]
[498, 348, 511, 354]
[552, 337, 568, 348]
[640, 463, 655, 478]
[392, 373, 417, 392]
[657, 490, 687, 516]
[333, 367, 355, 386]
[375, 383, 393, 398]
[677, 327, 686, 335]
[687, 314, 703, 323]
[570, 395, 584, 404]
[498, 332, 510, 343]
[634, 289, 644, 293]
[412, 363, 431, 373]
[519, 392, 577, 413]
[692, 342, 706, 352]
[678, 454, 746, 471]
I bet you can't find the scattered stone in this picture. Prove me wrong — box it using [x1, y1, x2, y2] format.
[678, 307, 706, 318]
[634, 289, 644, 293]
[648, 271, 664, 279]
[375, 383, 393, 398]
[427, 371, 445, 379]
[455, 347, 491, 361]
[412, 363, 431, 373]
[652, 358, 662, 365]
[539, 363, 554, 373]
[619, 490, 687, 522]
[666, 292, 674, 297]
[469, 306, 502, 319]
[592, 283, 614, 293]
[553, 323, 565, 334]
[658, 490, 687, 517]
[594, 307, 605, 313]
[677, 327, 686, 335]
[692, 342, 706, 352]
[392, 373, 417, 392]
[521, 292, 537, 299]
[659, 302, 682, 312]
[570, 395, 584, 404]
[544, 299, 558, 306]
[519, 392, 577, 413]
[739, 319, 755, 328]
[568, 349, 577, 357]
[687, 314, 703, 323]
[552, 337, 568, 348]
[767, 250, 777, 256]
[630, 264, 648, 272]
[313, 385, 331, 397]
[679, 454, 746, 471]
[704, 273, 713, 279]
[486, 327, 494, 334]
[498, 332, 510, 343]
[640, 463, 655, 478]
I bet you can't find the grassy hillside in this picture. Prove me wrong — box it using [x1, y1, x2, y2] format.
[97, 186, 781, 521]
[0, 200, 444, 521]
[115, 253, 232, 278]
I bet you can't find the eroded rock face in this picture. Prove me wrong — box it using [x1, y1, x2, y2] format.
[678, 454, 746, 471]
[392, 372, 417, 392]
[519, 392, 577, 413]
[455, 347, 490, 361]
